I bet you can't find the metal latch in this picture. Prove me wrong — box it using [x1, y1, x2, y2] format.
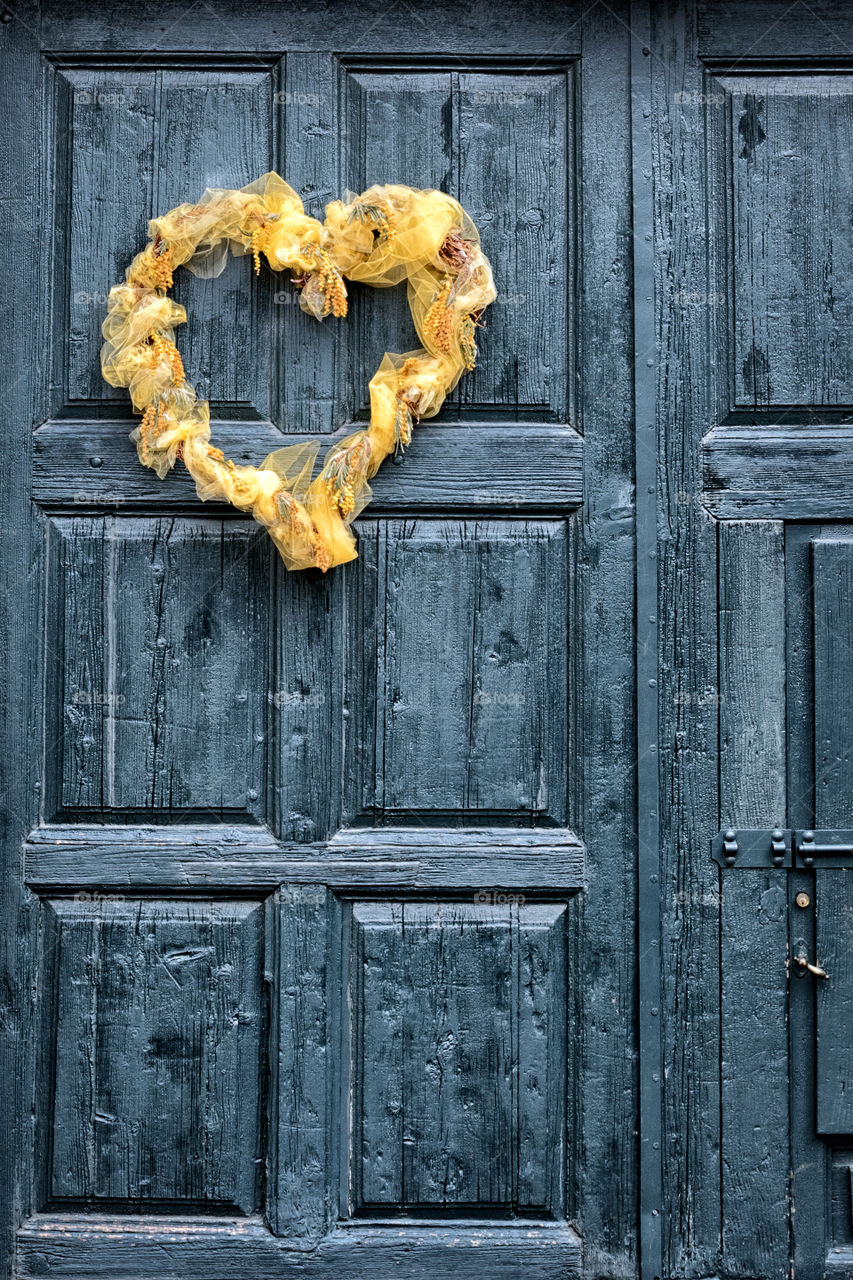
[793, 941, 829, 979]
[711, 828, 792, 868]
[712, 828, 853, 869]
[794, 830, 853, 866]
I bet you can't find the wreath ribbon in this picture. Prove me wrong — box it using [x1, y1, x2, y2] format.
[101, 173, 496, 571]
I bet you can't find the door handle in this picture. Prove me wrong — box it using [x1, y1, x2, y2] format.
[793, 951, 829, 979]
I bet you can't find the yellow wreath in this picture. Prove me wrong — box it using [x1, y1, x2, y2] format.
[101, 173, 496, 571]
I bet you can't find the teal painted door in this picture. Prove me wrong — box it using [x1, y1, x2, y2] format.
[650, 4, 853, 1279]
[5, 2, 853, 1278]
[0, 3, 638, 1279]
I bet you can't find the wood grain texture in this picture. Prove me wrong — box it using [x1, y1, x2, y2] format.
[0, 4, 43, 1276]
[6, 2, 646, 1274]
[342, 61, 572, 424]
[812, 540, 853, 1137]
[46, 898, 263, 1210]
[280, 53, 337, 434]
[347, 519, 567, 823]
[25, 825, 585, 890]
[46, 516, 270, 821]
[156, 67, 277, 418]
[342, 68, 451, 423]
[41, 1, 583, 59]
[456, 69, 571, 420]
[60, 67, 156, 405]
[33, 422, 584, 511]
[713, 73, 853, 410]
[703, 425, 853, 519]
[16, 1217, 582, 1279]
[58, 63, 277, 415]
[266, 885, 332, 1241]
[813, 538, 853, 828]
[270, 553, 341, 844]
[816, 869, 853, 1135]
[572, 6, 638, 1272]
[718, 521, 789, 1278]
[352, 902, 567, 1216]
[719, 521, 786, 825]
[828, 1153, 853, 1248]
[784, 521, 833, 1276]
[652, 4, 723, 1273]
[720, 871, 790, 1275]
[699, 0, 853, 58]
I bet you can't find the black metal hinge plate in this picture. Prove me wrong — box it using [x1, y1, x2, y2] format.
[711, 828, 792, 869]
[712, 828, 853, 869]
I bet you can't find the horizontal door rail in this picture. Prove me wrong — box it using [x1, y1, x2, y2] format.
[25, 824, 586, 891]
[702, 424, 853, 519]
[33, 421, 583, 513]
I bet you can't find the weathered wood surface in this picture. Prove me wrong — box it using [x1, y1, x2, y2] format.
[718, 518, 789, 1280]
[60, 64, 276, 414]
[41, 1, 583, 55]
[714, 72, 853, 410]
[25, 826, 586, 889]
[703, 425, 853, 519]
[267, 885, 332, 1241]
[347, 520, 568, 823]
[457, 69, 572, 421]
[17, 1218, 582, 1280]
[719, 522, 787, 825]
[572, 6, 638, 1274]
[19, 0, 853, 1274]
[784, 522, 833, 1276]
[341, 65, 573, 422]
[812, 540, 853, 1137]
[353, 902, 567, 1215]
[662, 1, 853, 1271]
[46, 899, 263, 1210]
[816, 869, 853, 1135]
[16, 16, 598, 1263]
[46, 516, 270, 821]
[699, 0, 853, 57]
[34, 422, 584, 511]
[0, 3, 42, 1278]
[652, 4, 722, 1274]
[813, 539, 853, 829]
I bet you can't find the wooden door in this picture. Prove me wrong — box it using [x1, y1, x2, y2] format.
[0, 3, 638, 1279]
[652, 3, 853, 1278]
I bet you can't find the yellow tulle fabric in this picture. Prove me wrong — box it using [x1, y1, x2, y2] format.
[101, 174, 495, 570]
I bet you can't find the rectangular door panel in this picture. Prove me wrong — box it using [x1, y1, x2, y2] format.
[345, 519, 568, 824]
[54, 60, 281, 419]
[709, 72, 853, 413]
[43, 898, 263, 1212]
[44, 516, 271, 823]
[352, 901, 568, 1217]
[812, 537, 853, 1136]
[816, 871, 853, 1135]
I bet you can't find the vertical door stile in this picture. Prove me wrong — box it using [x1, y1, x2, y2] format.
[629, 6, 663, 1280]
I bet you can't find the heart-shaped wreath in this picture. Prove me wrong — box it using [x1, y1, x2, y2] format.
[101, 173, 496, 571]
